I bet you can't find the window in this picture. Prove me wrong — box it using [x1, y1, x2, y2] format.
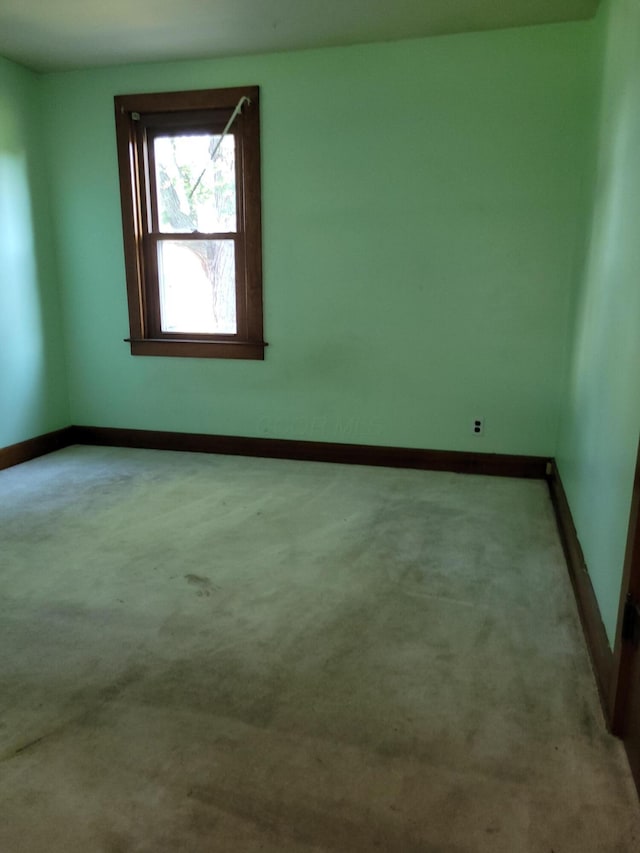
[114, 86, 264, 359]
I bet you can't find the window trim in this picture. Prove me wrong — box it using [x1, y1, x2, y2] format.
[114, 86, 265, 360]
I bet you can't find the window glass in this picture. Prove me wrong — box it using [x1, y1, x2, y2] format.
[154, 134, 237, 234]
[157, 239, 236, 334]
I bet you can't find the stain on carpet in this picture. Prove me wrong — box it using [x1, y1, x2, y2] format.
[184, 574, 218, 597]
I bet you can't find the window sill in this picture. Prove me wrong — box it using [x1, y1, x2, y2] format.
[125, 338, 266, 360]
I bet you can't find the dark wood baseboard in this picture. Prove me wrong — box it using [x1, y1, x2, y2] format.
[547, 461, 614, 722]
[609, 440, 640, 798]
[70, 425, 549, 479]
[0, 427, 75, 472]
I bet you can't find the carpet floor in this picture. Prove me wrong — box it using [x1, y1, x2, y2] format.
[0, 445, 639, 852]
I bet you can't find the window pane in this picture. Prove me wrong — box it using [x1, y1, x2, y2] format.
[154, 134, 236, 234]
[157, 240, 236, 334]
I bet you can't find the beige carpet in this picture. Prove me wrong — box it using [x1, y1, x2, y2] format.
[0, 445, 638, 852]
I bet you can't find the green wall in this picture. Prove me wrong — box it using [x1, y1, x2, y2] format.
[557, 0, 640, 645]
[41, 21, 596, 454]
[0, 56, 68, 448]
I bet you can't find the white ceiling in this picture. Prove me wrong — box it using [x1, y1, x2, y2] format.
[0, 0, 601, 73]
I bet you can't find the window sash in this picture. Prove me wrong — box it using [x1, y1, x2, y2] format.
[144, 123, 240, 237]
[142, 234, 244, 340]
[139, 120, 247, 341]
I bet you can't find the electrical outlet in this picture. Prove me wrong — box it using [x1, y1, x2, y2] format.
[472, 417, 484, 436]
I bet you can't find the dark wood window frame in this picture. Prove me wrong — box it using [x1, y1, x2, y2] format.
[114, 86, 265, 360]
